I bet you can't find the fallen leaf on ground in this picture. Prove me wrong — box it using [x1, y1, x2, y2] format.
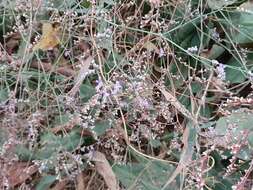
[50, 179, 69, 190]
[5, 32, 21, 54]
[0, 162, 38, 188]
[143, 41, 160, 54]
[33, 23, 61, 51]
[91, 151, 119, 190]
[76, 172, 85, 190]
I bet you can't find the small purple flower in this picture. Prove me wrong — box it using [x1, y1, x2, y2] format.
[212, 60, 226, 80]
[216, 63, 226, 80]
[212, 28, 220, 41]
[135, 97, 151, 110]
[187, 46, 198, 53]
[111, 81, 123, 95]
[158, 48, 165, 57]
[95, 79, 104, 91]
[248, 71, 253, 81]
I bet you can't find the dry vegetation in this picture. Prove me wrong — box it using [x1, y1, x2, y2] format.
[1, 0, 253, 189]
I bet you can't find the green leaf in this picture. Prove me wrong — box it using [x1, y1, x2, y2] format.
[52, 114, 71, 126]
[0, 88, 8, 103]
[222, 3, 253, 45]
[215, 109, 253, 136]
[113, 160, 175, 190]
[207, 0, 237, 9]
[15, 145, 35, 161]
[214, 108, 253, 160]
[166, 18, 201, 46]
[200, 104, 212, 118]
[191, 82, 202, 93]
[80, 81, 96, 103]
[225, 57, 247, 83]
[15, 130, 84, 163]
[36, 175, 57, 190]
[104, 52, 122, 77]
[0, 128, 8, 147]
[81, 0, 91, 8]
[205, 44, 225, 60]
[149, 139, 161, 148]
[93, 120, 112, 136]
[35, 130, 83, 160]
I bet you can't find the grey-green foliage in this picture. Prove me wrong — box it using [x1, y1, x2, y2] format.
[16, 130, 84, 161]
[214, 108, 253, 159]
[113, 158, 175, 190]
[36, 175, 57, 190]
[207, 0, 237, 10]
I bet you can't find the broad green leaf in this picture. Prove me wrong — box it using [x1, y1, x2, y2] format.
[81, 0, 92, 8]
[36, 175, 57, 190]
[223, 2, 253, 45]
[36, 130, 83, 159]
[149, 139, 161, 148]
[14, 130, 84, 162]
[15, 145, 35, 161]
[0, 128, 8, 146]
[200, 104, 212, 118]
[52, 114, 71, 126]
[113, 160, 175, 190]
[168, 63, 188, 89]
[203, 44, 225, 60]
[215, 109, 253, 136]
[215, 109, 253, 160]
[191, 82, 202, 93]
[0, 88, 8, 103]
[207, 0, 237, 9]
[93, 120, 111, 136]
[80, 81, 96, 103]
[225, 57, 247, 83]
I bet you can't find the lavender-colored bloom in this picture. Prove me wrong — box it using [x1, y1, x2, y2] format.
[158, 48, 165, 57]
[135, 97, 151, 110]
[216, 63, 226, 80]
[211, 60, 226, 80]
[95, 79, 104, 91]
[248, 71, 253, 81]
[111, 81, 123, 95]
[102, 91, 110, 98]
[212, 28, 220, 41]
[211, 59, 219, 66]
[187, 46, 198, 53]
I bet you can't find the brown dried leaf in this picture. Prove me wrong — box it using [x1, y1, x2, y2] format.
[91, 151, 119, 190]
[76, 172, 85, 190]
[50, 178, 69, 190]
[0, 162, 38, 188]
[33, 23, 61, 51]
[143, 41, 160, 54]
[5, 33, 21, 54]
[149, 0, 161, 6]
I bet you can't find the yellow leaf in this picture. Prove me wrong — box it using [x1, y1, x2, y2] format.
[143, 41, 159, 54]
[33, 23, 61, 51]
